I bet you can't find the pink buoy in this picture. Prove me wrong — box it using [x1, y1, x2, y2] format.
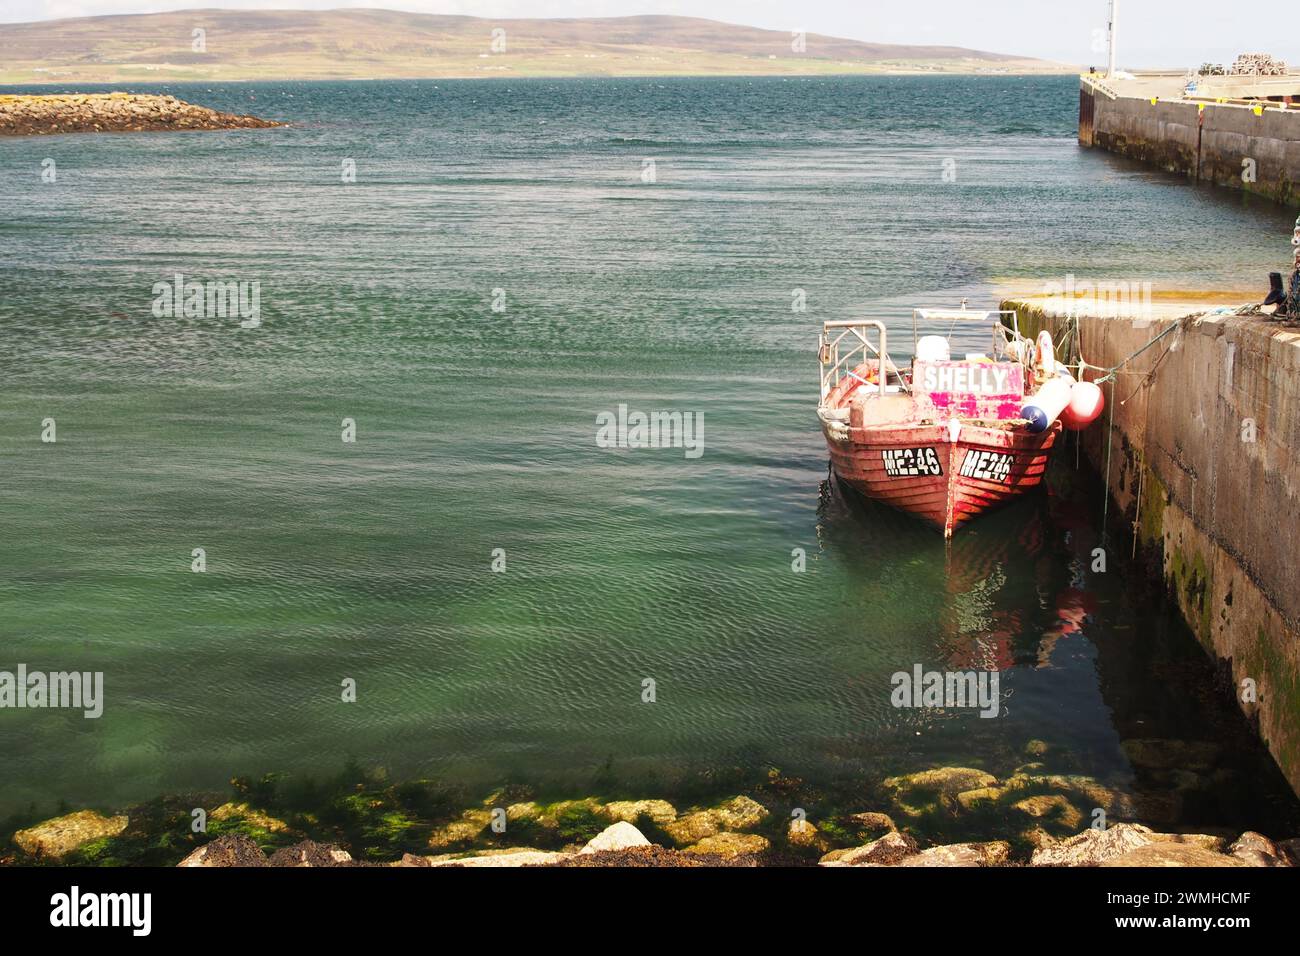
[1061, 380, 1105, 431]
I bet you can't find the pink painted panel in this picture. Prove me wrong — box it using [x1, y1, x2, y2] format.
[911, 361, 1024, 421]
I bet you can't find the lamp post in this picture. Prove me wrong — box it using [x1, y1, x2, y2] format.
[1108, 0, 1120, 78]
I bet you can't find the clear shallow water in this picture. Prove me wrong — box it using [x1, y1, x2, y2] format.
[1, 76, 1297, 832]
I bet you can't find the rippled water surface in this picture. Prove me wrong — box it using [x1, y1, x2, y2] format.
[1, 76, 1297, 830]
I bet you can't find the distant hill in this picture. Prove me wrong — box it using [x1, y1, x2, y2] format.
[0, 8, 1071, 83]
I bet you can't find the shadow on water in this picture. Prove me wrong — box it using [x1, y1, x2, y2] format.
[813, 448, 1300, 839]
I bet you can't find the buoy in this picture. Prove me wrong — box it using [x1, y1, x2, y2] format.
[1061, 380, 1105, 431]
[1021, 376, 1072, 433]
[1035, 330, 1056, 378]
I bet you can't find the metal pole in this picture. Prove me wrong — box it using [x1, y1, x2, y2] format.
[1107, 0, 1120, 78]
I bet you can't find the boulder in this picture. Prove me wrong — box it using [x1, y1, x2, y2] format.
[1278, 838, 1300, 866]
[663, 795, 768, 845]
[267, 840, 354, 867]
[787, 818, 830, 852]
[428, 848, 571, 867]
[1228, 832, 1291, 867]
[1101, 844, 1243, 867]
[819, 831, 918, 867]
[1031, 824, 1154, 866]
[603, 799, 677, 825]
[846, 811, 896, 833]
[1012, 794, 1084, 830]
[884, 767, 998, 816]
[210, 802, 291, 833]
[177, 834, 268, 867]
[884, 767, 998, 795]
[13, 810, 128, 860]
[428, 808, 492, 849]
[1148, 832, 1230, 853]
[580, 822, 650, 855]
[683, 833, 769, 858]
[895, 841, 1011, 867]
[956, 787, 1006, 810]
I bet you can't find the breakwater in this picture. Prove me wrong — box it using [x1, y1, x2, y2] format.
[0, 92, 281, 136]
[1004, 293, 1300, 797]
[1079, 74, 1300, 206]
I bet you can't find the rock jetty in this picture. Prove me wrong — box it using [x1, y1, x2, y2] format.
[0, 92, 282, 136]
[4, 752, 1299, 867]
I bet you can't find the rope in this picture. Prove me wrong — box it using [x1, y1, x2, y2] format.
[1085, 318, 1185, 384]
[1102, 376, 1115, 547]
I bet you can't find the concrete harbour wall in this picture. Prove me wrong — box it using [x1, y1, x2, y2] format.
[1079, 78, 1300, 207]
[1003, 295, 1300, 797]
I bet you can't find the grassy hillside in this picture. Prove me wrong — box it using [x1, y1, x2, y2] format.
[0, 8, 1071, 83]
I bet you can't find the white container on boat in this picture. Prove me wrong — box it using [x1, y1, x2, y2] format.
[1021, 376, 1073, 433]
[916, 336, 950, 363]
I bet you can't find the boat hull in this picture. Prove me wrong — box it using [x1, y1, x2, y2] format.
[821, 419, 1061, 537]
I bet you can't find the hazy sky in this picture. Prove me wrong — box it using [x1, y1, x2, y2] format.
[2, 1, 1296, 68]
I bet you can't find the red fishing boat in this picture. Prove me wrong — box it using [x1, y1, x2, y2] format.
[816, 306, 1102, 537]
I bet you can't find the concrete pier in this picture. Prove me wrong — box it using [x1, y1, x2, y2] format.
[1079, 74, 1300, 206]
[1002, 291, 1300, 797]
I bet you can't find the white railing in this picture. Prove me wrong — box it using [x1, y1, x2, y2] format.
[819, 320, 889, 402]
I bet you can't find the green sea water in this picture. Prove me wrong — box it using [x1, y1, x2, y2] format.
[1, 76, 1297, 833]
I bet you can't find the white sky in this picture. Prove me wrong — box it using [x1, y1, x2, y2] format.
[2, 1, 1296, 68]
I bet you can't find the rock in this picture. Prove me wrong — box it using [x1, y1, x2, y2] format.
[683, 833, 769, 858]
[663, 795, 768, 845]
[1121, 739, 1219, 772]
[1006, 773, 1136, 816]
[896, 841, 1011, 867]
[392, 853, 431, 867]
[177, 834, 268, 867]
[428, 808, 492, 848]
[535, 798, 604, 829]
[1102, 844, 1243, 867]
[0, 93, 282, 137]
[210, 802, 291, 833]
[580, 822, 650, 855]
[1278, 838, 1300, 866]
[267, 840, 354, 867]
[13, 810, 129, 860]
[819, 831, 919, 867]
[1025, 739, 1050, 756]
[1148, 832, 1229, 853]
[1228, 832, 1291, 867]
[504, 802, 540, 822]
[956, 787, 1006, 810]
[1023, 827, 1057, 850]
[885, 767, 998, 795]
[1012, 794, 1084, 830]
[603, 799, 677, 825]
[884, 767, 998, 816]
[715, 795, 769, 829]
[1031, 824, 1154, 866]
[428, 848, 572, 867]
[847, 811, 897, 833]
[787, 818, 830, 852]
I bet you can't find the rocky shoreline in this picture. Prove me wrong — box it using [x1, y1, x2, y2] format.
[4, 743, 1299, 868]
[0, 93, 282, 136]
